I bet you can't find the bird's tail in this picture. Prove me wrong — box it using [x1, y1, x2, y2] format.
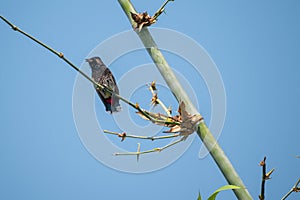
[111, 95, 121, 113]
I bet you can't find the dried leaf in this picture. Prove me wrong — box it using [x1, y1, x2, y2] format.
[178, 101, 203, 139]
[151, 93, 159, 106]
[177, 104, 181, 115]
[150, 81, 157, 91]
[135, 102, 202, 139]
[130, 11, 156, 31]
[163, 125, 181, 133]
[130, 12, 143, 24]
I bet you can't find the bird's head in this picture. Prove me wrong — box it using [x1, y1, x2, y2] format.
[85, 57, 103, 69]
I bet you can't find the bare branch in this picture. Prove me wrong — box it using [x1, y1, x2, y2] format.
[148, 81, 172, 117]
[104, 130, 179, 141]
[114, 137, 184, 158]
[281, 178, 300, 200]
[0, 15, 161, 122]
[259, 157, 267, 200]
[152, 0, 175, 20]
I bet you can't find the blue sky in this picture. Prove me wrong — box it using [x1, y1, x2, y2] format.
[1, 1, 300, 199]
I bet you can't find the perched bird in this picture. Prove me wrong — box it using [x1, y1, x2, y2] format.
[86, 57, 121, 113]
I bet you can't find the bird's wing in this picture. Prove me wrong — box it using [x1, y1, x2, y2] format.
[100, 68, 119, 94]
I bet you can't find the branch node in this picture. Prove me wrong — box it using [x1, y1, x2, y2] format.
[259, 156, 266, 166]
[135, 103, 140, 109]
[12, 25, 18, 31]
[292, 187, 300, 192]
[118, 132, 127, 142]
[154, 148, 162, 152]
[264, 168, 275, 180]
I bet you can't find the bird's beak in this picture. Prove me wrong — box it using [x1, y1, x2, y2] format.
[85, 58, 91, 63]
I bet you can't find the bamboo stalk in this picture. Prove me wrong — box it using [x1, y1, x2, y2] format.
[118, 1, 253, 199]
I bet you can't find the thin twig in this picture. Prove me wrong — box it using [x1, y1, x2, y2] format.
[148, 82, 172, 117]
[259, 157, 267, 200]
[152, 0, 174, 20]
[136, 109, 181, 127]
[0, 15, 168, 123]
[156, 98, 171, 116]
[114, 137, 184, 157]
[281, 178, 300, 200]
[1, 15, 188, 161]
[0, 17, 102, 90]
[258, 157, 275, 200]
[104, 130, 179, 141]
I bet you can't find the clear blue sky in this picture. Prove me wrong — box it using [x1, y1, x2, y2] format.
[1, 1, 300, 199]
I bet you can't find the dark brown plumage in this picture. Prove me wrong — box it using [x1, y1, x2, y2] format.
[86, 57, 121, 113]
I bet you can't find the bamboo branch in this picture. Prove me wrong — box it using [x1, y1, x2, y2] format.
[258, 157, 275, 200]
[0, 15, 186, 160]
[0, 16, 122, 102]
[152, 0, 174, 20]
[136, 109, 181, 127]
[259, 157, 267, 200]
[281, 178, 300, 200]
[114, 137, 184, 157]
[0, 15, 169, 124]
[104, 130, 179, 141]
[149, 81, 172, 117]
[118, 1, 253, 199]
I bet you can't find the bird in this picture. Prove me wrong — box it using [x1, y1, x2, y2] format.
[86, 57, 121, 113]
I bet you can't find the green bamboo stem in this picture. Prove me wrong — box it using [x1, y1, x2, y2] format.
[118, 1, 253, 199]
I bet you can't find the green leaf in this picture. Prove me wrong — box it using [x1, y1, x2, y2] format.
[207, 185, 241, 200]
[197, 191, 202, 200]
